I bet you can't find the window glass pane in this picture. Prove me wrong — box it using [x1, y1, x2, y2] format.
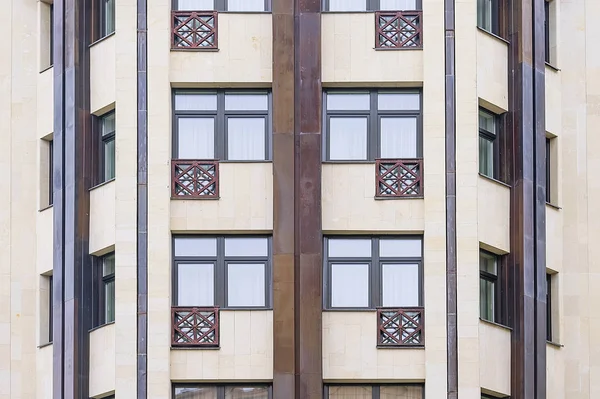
[331, 263, 369, 308]
[104, 139, 115, 180]
[329, 117, 368, 160]
[480, 278, 495, 321]
[224, 237, 269, 257]
[101, 113, 116, 136]
[380, 386, 423, 399]
[103, 254, 115, 276]
[479, 136, 494, 177]
[380, 117, 418, 158]
[327, 93, 370, 110]
[479, 110, 496, 134]
[480, 252, 497, 275]
[174, 386, 218, 399]
[177, 263, 215, 306]
[379, 238, 422, 257]
[176, 0, 215, 10]
[328, 386, 372, 399]
[104, 280, 115, 323]
[227, 118, 266, 160]
[174, 237, 217, 257]
[328, 238, 372, 257]
[225, 94, 268, 110]
[225, 387, 270, 399]
[103, 0, 115, 35]
[477, 0, 493, 31]
[378, 93, 420, 110]
[177, 118, 215, 159]
[227, 264, 266, 307]
[175, 93, 217, 110]
[382, 263, 419, 306]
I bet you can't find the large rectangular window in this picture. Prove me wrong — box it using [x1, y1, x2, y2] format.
[323, 90, 422, 161]
[479, 250, 504, 324]
[173, 0, 271, 11]
[97, 111, 116, 184]
[94, 252, 115, 327]
[173, 90, 271, 161]
[173, 236, 272, 308]
[479, 108, 501, 180]
[477, 0, 501, 36]
[173, 384, 271, 398]
[325, 384, 424, 398]
[322, 0, 421, 11]
[324, 236, 422, 309]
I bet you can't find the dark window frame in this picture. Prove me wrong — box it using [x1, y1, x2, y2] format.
[545, 0, 551, 63]
[95, 111, 116, 185]
[94, 0, 116, 40]
[324, 383, 425, 398]
[322, 0, 422, 11]
[323, 236, 424, 310]
[93, 252, 115, 328]
[173, 383, 273, 398]
[322, 89, 423, 162]
[172, 235, 273, 309]
[479, 107, 501, 180]
[49, 4, 54, 66]
[546, 137, 551, 203]
[48, 139, 54, 206]
[477, 0, 503, 36]
[48, 274, 53, 343]
[546, 272, 552, 341]
[172, 90, 273, 161]
[172, 0, 272, 12]
[479, 249, 507, 325]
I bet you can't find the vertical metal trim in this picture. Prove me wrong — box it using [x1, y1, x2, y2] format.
[137, 0, 149, 394]
[444, 0, 458, 397]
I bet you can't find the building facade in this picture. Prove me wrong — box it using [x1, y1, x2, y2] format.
[0, 0, 599, 398]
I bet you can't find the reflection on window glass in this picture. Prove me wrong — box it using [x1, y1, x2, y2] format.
[225, 386, 269, 399]
[174, 386, 218, 399]
[328, 386, 372, 399]
[331, 263, 370, 308]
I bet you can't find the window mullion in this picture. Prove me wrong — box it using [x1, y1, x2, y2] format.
[217, 92, 225, 159]
[216, 237, 225, 307]
[372, 238, 380, 308]
[370, 91, 378, 160]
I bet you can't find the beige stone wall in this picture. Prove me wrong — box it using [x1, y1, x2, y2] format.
[322, 164, 424, 232]
[478, 321, 510, 396]
[321, 13, 423, 84]
[89, 324, 116, 398]
[171, 311, 273, 381]
[322, 312, 425, 380]
[477, 177, 510, 253]
[89, 182, 117, 255]
[171, 163, 273, 232]
[170, 14, 272, 85]
[545, 66, 562, 136]
[476, 31, 509, 112]
[35, 345, 52, 399]
[90, 36, 116, 114]
[36, 69, 53, 139]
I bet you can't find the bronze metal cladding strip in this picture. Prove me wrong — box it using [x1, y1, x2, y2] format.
[294, 0, 323, 397]
[444, 0, 458, 398]
[272, 0, 296, 397]
[52, 0, 65, 396]
[61, 0, 93, 397]
[137, 0, 149, 395]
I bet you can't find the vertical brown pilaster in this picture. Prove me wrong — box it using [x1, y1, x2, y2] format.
[507, 0, 546, 397]
[444, 0, 458, 398]
[55, 0, 93, 397]
[272, 0, 296, 397]
[294, 0, 322, 397]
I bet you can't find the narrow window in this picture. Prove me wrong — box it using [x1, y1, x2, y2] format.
[102, 253, 116, 324]
[173, 236, 271, 308]
[546, 272, 552, 341]
[173, 90, 270, 161]
[49, 4, 54, 66]
[479, 251, 499, 323]
[546, 137, 551, 203]
[479, 108, 499, 179]
[99, 111, 116, 183]
[477, 0, 500, 35]
[545, 0, 551, 63]
[99, 0, 116, 38]
[48, 140, 54, 206]
[48, 275, 53, 343]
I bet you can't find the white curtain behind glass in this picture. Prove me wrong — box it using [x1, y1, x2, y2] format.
[227, 0, 265, 12]
[178, 118, 215, 159]
[225, 387, 269, 399]
[227, 264, 265, 307]
[174, 387, 218, 399]
[380, 386, 423, 399]
[175, 93, 217, 111]
[227, 118, 265, 160]
[328, 0, 366, 11]
[178, 263, 214, 306]
[329, 117, 368, 160]
[382, 263, 419, 306]
[177, 0, 214, 10]
[380, 0, 417, 10]
[331, 264, 369, 307]
[328, 386, 372, 399]
[380, 117, 417, 158]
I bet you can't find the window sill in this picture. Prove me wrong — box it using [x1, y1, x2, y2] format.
[39, 204, 54, 213]
[217, 11, 272, 14]
[89, 178, 115, 192]
[89, 32, 116, 48]
[39, 65, 54, 74]
[88, 320, 115, 333]
[476, 26, 509, 45]
[545, 62, 560, 72]
[219, 160, 272, 164]
[478, 173, 511, 189]
[323, 308, 377, 312]
[479, 317, 512, 331]
[220, 307, 273, 311]
[546, 340, 563, 348]
[546, 202, 561, 211]
[38, 341, 53, 349]
[322, 160, 376, 165]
